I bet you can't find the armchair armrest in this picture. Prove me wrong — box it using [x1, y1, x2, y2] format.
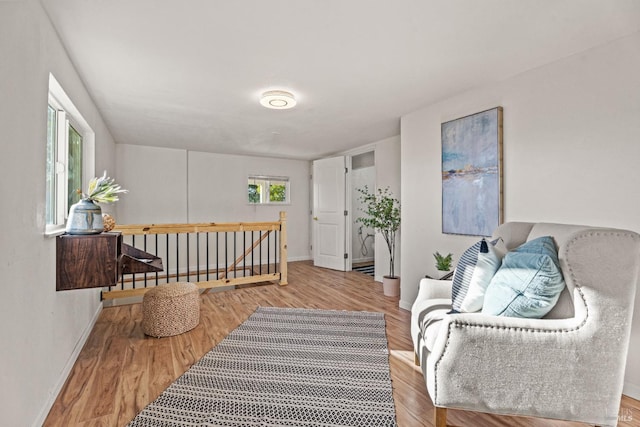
[415, 277, 453, 303]
[411, 278, 453, 360]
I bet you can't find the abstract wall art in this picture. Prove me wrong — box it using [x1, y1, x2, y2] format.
[441, 107, 503, 236]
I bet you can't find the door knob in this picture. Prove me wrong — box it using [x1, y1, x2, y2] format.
[313, 216, 318, 221]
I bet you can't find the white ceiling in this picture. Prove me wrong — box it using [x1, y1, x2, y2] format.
[42, 0, 640, 160]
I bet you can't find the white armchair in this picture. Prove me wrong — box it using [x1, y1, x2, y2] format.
[411, 222, 640, 427]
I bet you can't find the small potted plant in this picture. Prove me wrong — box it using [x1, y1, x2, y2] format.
[356, 186, 401, 296]
[433, 251, 453, 272]
[66, 171, 128, 234]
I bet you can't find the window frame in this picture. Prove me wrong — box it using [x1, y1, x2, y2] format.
[45, 74, 95, 235]
[247, 175, 291, 205]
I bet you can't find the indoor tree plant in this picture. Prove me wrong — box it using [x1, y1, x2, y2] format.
[356, 186, 401, 296]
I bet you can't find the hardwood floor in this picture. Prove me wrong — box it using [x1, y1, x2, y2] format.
[44, 261, 640, 426]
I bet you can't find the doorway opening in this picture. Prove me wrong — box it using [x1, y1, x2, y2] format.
[351, 151, 375, 276]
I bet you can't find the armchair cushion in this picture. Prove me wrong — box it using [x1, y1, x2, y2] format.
[482, 236, 565, 318]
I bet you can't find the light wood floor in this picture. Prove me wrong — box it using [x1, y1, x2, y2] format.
[45, 261, 640, 427]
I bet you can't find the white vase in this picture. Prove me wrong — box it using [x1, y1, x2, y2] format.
[66, 198, 104, 234]
[382, 276, 400, 297]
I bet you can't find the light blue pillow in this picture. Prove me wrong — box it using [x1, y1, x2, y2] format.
[482, 236, 565, 318]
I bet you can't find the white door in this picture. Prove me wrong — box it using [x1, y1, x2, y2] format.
[312, 156, 351, 271]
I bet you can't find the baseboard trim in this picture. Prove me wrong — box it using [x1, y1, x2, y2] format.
[623, 381, 640, 400]
[32, 302, 103, 427]
[399, 299, 413, 311]
[288, 256, 311, 262]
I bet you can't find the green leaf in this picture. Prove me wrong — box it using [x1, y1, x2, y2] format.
[84, 171, 128, 204]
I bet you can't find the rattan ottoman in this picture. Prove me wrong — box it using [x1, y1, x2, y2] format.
[142, 282, 200, 337]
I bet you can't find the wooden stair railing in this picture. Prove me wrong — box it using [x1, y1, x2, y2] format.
[101, 211, 287, 300]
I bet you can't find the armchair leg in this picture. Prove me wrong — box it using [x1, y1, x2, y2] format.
[414, 352, 420, 366]
[435, 407, 447, 427]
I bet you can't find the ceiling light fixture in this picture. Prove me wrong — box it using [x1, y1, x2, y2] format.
[260, 90, 297, 110]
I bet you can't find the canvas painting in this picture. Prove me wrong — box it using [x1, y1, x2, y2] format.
[441, 107, 503, 236]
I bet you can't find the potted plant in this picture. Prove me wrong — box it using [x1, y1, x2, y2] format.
[433, 251, 453, 272]
[356, 186, 401, 296]
[66, 171, 128, 234]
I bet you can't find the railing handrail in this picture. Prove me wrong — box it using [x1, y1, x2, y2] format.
[114, 220, 280, 235]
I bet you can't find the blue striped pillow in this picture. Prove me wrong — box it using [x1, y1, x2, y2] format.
[450, 238, 502, 313]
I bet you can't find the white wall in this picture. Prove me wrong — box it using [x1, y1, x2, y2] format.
[116, 145, 311, 261]
[0, 1, 116, 425]
[116, 145, 188, 224]
[400, 33, 640, 397]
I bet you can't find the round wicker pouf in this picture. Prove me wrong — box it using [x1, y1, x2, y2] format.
[142, 282, 200, 338]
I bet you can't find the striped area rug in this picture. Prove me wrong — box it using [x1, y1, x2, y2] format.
[353, 264, 375, 277]
[128, 307, 397, 427]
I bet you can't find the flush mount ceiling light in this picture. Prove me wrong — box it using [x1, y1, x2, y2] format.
[260, 90, 297, 110]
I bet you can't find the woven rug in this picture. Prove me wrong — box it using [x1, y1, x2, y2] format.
[353, 264, 375, 277]
[128, 306, 397, 427]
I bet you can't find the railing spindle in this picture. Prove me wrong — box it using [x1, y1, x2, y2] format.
[186, 233, 190, 283]
[175, 233, 180, 283]
[216, 232, 220, 280]
[143, 235, 148, 288]
[251, 231, 254, 276]
[259, 231, 262, 275]
[196, 232, 200, 283]
[131, 235, 136, 289]
[166, 234, 170, 283]
[155, 234, 159, 286]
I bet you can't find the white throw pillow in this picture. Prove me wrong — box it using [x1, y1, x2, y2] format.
[450, 238, 506, 313]
[459, 239, 506, 312]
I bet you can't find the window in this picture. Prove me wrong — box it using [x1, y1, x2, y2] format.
[46, 74, 95, 234]
[248, 175, 290, 204]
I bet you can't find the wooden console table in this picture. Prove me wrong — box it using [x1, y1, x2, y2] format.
[56, 232, 162, 291]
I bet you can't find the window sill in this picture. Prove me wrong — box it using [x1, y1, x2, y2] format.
[45, 225, 66, 237]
